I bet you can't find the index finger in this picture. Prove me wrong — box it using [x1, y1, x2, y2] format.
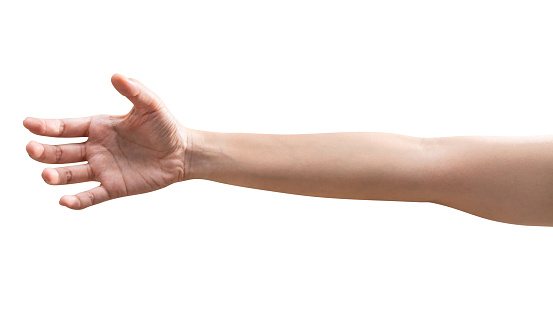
[23, 117, 92, 137]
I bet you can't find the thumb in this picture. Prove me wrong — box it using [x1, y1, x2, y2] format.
[111, 73, 163, 113]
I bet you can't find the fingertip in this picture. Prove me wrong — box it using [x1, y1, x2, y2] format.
[60, 195, 81, 210]
[42, 168, 59, 185]
[26, 141, 44, 159]
[111, 73, 139, 97]
[111, 73, 127, 83]
[23, 117, 45, 134]
[23, 116, 34, 127]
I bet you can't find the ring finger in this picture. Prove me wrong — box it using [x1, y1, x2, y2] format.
[26, 141, 87, 164]
[42, 164, 95, 185]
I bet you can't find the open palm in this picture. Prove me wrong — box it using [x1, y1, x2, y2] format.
[24, 74, 191, 209]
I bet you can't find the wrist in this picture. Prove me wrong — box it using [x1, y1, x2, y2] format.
[182, 128, 220, 181]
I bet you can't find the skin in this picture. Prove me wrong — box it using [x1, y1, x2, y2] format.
[24, 74, 553, 226]
[24, 74, 192, 209]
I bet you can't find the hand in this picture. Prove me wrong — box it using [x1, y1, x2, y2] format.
[24, 74, 192, 210]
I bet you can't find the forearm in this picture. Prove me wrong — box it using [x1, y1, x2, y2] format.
[424, 135, 553, 226]
[185, 129, 553, 227]
[186, 130, 432, 202]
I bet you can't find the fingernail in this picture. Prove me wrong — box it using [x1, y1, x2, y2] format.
[23, 117, 33, 126]
[23, 117, 40, 128]
[26, 140, 41, 157]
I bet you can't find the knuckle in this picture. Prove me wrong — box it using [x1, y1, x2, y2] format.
[84, 118, 92, 137]
[54, 145, 63, 163]
[81, 144, 87, 161]
[87, 165, 94, 180]
[86, 191, 95, 205]
[39, 119, 47, 135]
[58, 120, 66, 137]
[63, 167, 72, 184]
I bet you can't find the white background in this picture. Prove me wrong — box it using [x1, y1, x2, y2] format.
[1, 0, 553, 310]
